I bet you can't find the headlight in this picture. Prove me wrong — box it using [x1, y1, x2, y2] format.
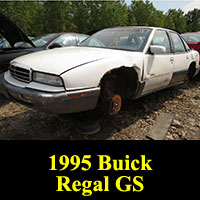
[33, 72, 63, 86]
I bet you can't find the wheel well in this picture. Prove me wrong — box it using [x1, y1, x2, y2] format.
[99, 66, 139, 99]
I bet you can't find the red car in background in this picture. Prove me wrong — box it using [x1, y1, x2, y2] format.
[181, 32, 200, 51]
[181, 32, 200, 64]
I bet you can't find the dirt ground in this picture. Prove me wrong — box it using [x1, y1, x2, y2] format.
[0, 75, 200, 140]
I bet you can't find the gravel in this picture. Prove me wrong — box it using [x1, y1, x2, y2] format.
[0, 75, 200, 140]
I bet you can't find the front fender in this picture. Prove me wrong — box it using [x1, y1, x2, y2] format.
[61, 53, 144, 91]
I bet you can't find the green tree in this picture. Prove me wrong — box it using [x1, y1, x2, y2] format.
[1, 0, 198, 37]
[0, 1, 45, 36]
[71, 1, 91, 33]
[164, 9, 186, 33]
[164, 13, 175, 30]
[129, 0, 155, 26]
[72, 0, 129, 33]
[149, 10, 165, 27]
[185, 9, 200, 32]
[96, 0, 129, 28]
[43, 1, 73, 33]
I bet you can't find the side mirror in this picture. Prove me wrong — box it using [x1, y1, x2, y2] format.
[150, 45, 166, 54]
[49, 43, 62, 49]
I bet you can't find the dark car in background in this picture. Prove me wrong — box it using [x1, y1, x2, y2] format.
[0, 13, 88, 73]
[0, 36, 35, 48]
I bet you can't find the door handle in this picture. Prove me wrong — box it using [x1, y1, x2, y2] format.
[170, 57, 174, 63]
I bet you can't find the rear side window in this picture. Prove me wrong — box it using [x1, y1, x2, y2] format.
[181, 38, 191, 51]
[170, 32, 186, 53]
[152, 30, 171, 53]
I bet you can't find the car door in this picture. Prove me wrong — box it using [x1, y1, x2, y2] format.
[169, 32, 191, 85]
[142, 30, 174, 93]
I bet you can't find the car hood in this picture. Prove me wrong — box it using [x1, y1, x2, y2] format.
[11, 46, 136, 75]
[0, 13, 35, 47]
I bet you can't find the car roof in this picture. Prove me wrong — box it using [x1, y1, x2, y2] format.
[100, 26, 178, 34]
[46, 32, 88, 36]
[181, 32, 200, 34]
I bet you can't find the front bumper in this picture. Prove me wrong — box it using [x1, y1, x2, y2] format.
[0, 74, 100, 114]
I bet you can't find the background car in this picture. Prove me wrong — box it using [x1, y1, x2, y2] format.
[0, 12, 88, 73]
[16, 33, 88, 49]
[0, 36, 35, 48]
[181, 32, 200, 52]
[181, 32, 200, 65]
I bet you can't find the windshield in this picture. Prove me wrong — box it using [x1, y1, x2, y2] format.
[182, 33, 200, 42]
[19, 34, 57, 48]
[32, 34, 56, 47]
[80, 27, 152, 51]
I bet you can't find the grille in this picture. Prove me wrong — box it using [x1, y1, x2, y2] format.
[9, 65, 31, 83]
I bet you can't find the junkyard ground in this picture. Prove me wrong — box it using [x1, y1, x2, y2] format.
[0, 75, 200, 140]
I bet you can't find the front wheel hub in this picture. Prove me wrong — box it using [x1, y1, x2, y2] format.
[109, 94, 122, 116]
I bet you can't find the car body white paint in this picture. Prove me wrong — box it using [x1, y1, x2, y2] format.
[0, 27, 200, 114]
[9, 46, 144, 90]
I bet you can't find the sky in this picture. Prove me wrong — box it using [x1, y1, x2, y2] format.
[125, 0, 200, 13]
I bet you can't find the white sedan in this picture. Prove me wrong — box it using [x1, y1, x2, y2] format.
[0, 27, 199, 116]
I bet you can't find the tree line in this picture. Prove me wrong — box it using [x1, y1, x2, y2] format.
[0, 0, 199, 37]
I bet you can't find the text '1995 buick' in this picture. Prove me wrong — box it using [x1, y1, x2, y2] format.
[0, 27, 199, 116]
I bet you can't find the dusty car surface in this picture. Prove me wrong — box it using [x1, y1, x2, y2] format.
[0, 12, 88, 74]
[0, 27, 199, 116]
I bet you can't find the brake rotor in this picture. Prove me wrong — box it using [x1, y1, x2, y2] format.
[109, 94, 122, 116]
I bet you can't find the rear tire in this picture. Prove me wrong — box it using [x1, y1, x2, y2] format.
[187, 64, 196, 81]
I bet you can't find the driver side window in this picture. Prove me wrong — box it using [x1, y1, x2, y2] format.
[152, 30, 171, 53]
